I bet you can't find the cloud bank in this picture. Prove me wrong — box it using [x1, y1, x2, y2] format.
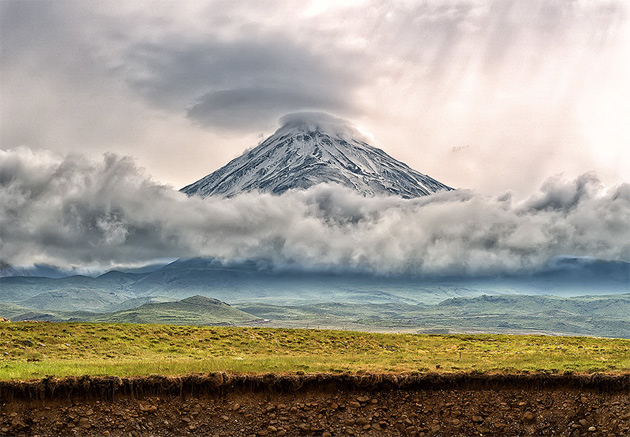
[1, 148, 628, 275]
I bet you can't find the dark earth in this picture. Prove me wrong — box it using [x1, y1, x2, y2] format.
[1, 373, 629, 436]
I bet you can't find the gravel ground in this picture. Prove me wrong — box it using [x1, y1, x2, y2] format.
[1, 374, 629, 436]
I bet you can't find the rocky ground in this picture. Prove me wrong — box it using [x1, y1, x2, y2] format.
[1, 374, 629, 436]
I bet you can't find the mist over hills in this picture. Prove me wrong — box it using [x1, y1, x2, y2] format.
[0, 256, 628, 337]
[0, 263, 96, 279]
[2, 256, 628, 307]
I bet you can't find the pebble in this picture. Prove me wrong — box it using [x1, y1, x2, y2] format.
[523, 411, 535, 422]
[356, 417, 369, 426]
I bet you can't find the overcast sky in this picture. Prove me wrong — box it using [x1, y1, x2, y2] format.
[1, 0, 629, 272]
[1, 0, 628, 196]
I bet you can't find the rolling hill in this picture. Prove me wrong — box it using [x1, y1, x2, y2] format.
[88, 295, 261, 326]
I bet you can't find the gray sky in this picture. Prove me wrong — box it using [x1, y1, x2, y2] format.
[1, 0, 628, 196]
[1, 0, 629, 272]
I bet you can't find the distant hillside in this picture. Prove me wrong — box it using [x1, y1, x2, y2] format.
[237, 293, 630, 338]
[88, 295, 261, 326]
[2, 293, 629, 337]
[0, 303, 33, 320]
[0, 256, 627, 337]
[2, 257, 628, 313]
[0, 272, 141, 311]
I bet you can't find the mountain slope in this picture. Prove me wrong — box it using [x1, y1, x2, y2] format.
[89, 295, 260, 325]
[0, 272, 146, 312]
[181, 112, 452, 198]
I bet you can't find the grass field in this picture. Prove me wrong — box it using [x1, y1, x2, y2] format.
[1, 322, 629, 380]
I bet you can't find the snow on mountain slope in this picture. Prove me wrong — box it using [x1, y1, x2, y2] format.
[181, 113, 452, 198]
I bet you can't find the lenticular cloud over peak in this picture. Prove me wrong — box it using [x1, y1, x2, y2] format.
[1, 148, 628, 275]
[277, 112, 364, 141]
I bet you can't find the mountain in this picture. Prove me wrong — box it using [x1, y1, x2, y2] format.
[181, 112, 452, 198]
[2, 257, 627, 312]
[0, 261, 170, 279]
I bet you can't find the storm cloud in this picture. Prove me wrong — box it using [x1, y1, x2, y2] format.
[1, 148, 628, 275]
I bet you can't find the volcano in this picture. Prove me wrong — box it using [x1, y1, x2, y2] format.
[181, 112, 452, 198]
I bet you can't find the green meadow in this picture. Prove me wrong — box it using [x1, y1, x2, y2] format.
[0, 322, 628, 380]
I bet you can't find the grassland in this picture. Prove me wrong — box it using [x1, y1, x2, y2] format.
[0, 322, 629, 380]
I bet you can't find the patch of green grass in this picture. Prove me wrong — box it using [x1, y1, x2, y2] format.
[0, 323, 629, 380]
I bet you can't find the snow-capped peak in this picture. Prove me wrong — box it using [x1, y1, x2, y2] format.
[181, 113, 452, 199]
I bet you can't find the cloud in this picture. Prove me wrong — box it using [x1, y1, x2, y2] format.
[119, 33, 361, 130]
[2, 148, 628, 275]
[188, 89, 348, 131]
[277, 112, 368, 142]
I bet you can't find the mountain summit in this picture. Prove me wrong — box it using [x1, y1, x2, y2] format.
[181, 113, 452, 198]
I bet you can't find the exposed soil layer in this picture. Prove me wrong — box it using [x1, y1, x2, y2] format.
[1, 373, 629, 436]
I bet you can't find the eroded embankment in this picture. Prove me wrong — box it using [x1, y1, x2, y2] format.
[1, 372, 629, 402]
[1, 373, 630, 436]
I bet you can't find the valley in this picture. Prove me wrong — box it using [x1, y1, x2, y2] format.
[1, 257, 628, 338]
